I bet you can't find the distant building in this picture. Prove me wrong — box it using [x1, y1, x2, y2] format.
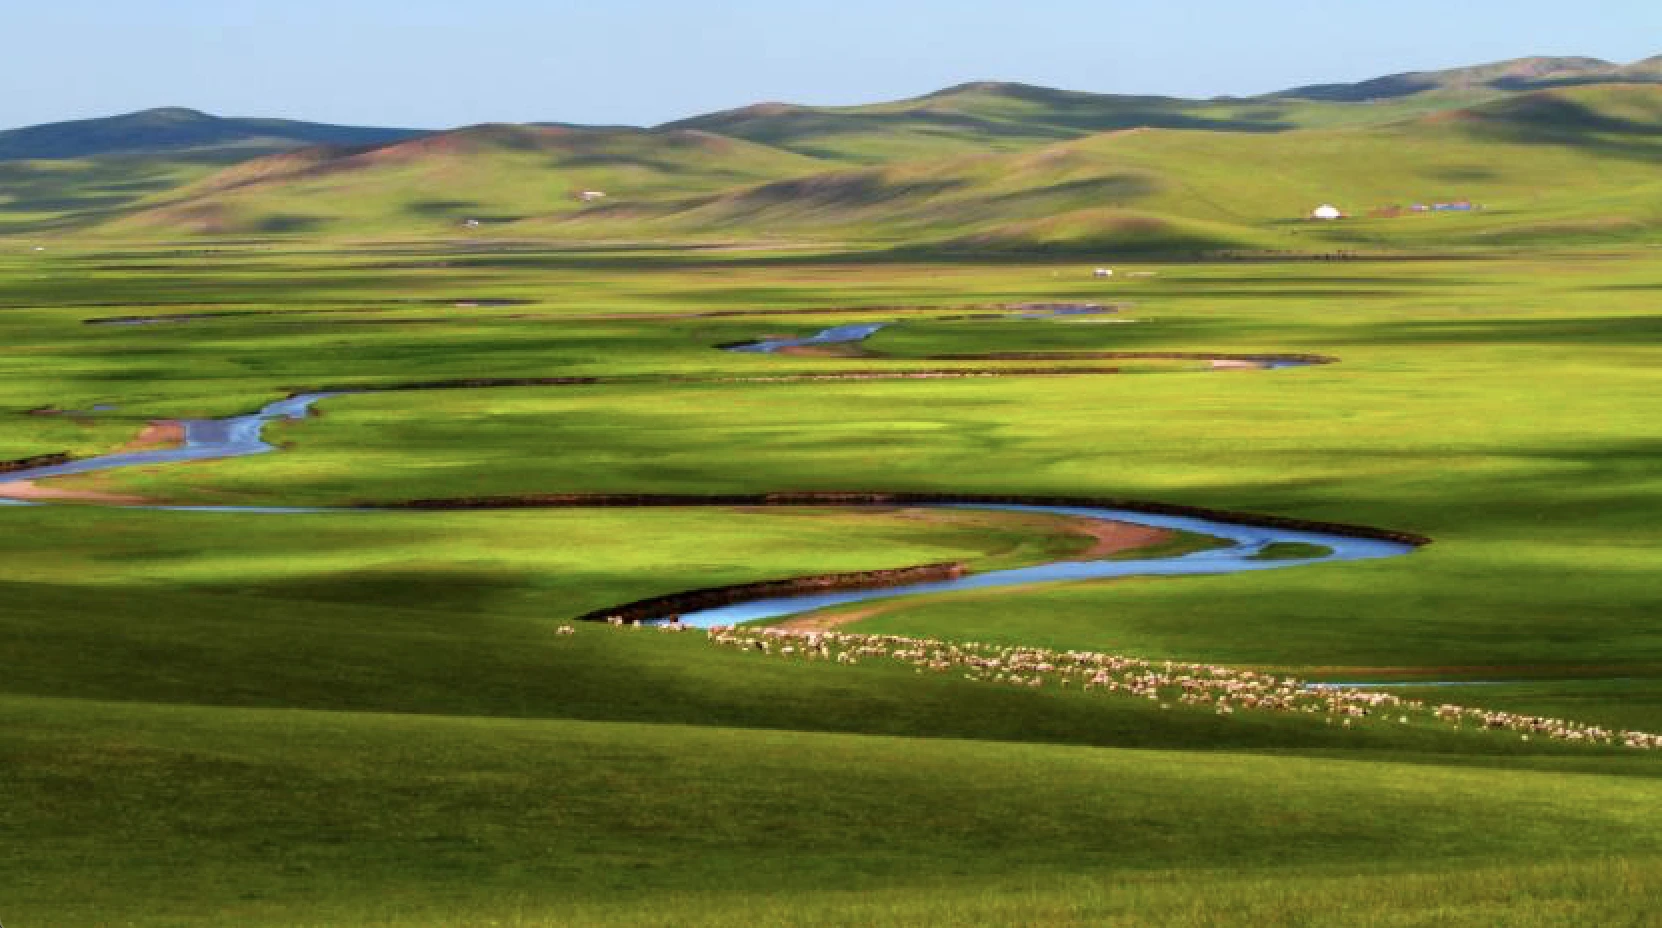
[1311, 204, 1343, 221]
[1093, 268, 1114, 278]
[578, 191, 608, 202]
[1406, 200, 1476, 213]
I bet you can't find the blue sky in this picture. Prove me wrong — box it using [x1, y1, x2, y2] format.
[5, 0, 1660, 130]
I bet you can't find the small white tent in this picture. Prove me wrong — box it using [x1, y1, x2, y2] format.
[1311, 204, 1343, 220]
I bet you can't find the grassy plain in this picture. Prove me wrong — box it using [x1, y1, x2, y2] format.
[0, 243, 1659, 925]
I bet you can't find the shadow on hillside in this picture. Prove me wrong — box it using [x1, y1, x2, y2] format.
[1495, 75, 1662, 92]
[1273, 74, 1441, 103]
[0, 147, 276, 232]
[977, 174, 1161, 213]
[1458, 95, 1662, 161]
[253, 215, 327, 234]
[0, 160, 206, 232]
[1429, 165, 1498, 182]
[1343, 314, 1662, 346]
[707, 107, 1296, 161]
[724, 173, 970, 211]
[405, 199, 483, 217]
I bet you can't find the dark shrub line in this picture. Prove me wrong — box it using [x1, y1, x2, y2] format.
[570, 561, 967, 624]
[0, 451, 71, 474]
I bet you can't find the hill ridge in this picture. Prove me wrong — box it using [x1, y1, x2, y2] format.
[0, 107, 426, 162]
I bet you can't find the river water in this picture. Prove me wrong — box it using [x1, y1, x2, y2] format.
[675, 503, 1411, 627]
[2, 346, 1410, 625]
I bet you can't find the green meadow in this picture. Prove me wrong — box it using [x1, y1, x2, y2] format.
[0, 238, 1658, 926]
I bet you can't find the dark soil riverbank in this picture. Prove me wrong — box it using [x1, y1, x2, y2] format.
[0, 452, 71, 474]
[571, 561, 968, 624]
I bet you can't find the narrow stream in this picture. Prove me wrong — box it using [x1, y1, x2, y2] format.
[676, 503, 1411, 628]
[0, 385, 1414, 627]
[6, 393, 341, 483]
[724, 317, 1321, 370]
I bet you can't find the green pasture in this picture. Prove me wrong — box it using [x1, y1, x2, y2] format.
[0, 243, 1658, 925]
[10, 251, 1649, 693]
[5, 692, 1662, 927]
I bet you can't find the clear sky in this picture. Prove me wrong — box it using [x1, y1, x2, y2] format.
[4, 0, 1659, 130]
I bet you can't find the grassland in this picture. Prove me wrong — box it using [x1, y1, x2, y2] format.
[0, 238, 1657, 925]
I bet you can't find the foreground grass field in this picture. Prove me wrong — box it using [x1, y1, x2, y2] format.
[7, 693, 1662, 927]
[0, 243, 1658, 925]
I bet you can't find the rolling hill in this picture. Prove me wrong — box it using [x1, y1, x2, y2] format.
[63, 84, 1662, 249]
[662, 55, 1662, 164]
[93, 123, 833, 237]
[663, 83, 1301, 164]
[0, 108, 430, 234]
[5, 55, 1661, 247]
[0, 107, 424, 161]
[1270, 54, 1662, 102]
[521, 84, 1662, 251]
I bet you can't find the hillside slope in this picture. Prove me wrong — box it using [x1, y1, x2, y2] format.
[22, 74, 1662, 248]
[1273, 55, 1624, 102]
[662, 55, 1661, 164]
[0, 107, 424, 161]
[541, 84, 1662, 251]
[664, 83, 1296, 163]
[95, 124, 833, 237]
[661, 81, 1478, 164]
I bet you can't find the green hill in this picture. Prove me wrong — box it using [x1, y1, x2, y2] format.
[663, 83, 1297, 163]
[66, 83, 1659, 248]
[94, 123, 832, 237]
[1273, 54, 1662, 102]
[659, 80, 1481, 164]
[663, 56, 1662, 165]
[11, 62, 1662, 247]
[0, 108, 428, 234]
[532, 84, 1662, 251]
[0, 106, 423, 161]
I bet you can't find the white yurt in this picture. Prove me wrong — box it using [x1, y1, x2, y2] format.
[1311, 204, 1343, 220]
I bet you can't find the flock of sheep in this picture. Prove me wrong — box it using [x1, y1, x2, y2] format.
[659, 624, 1662, 751]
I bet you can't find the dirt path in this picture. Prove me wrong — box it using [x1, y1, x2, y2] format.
[774, 601, 909, 632]
[120, 420, 185, 452]
[1068, 518, 1174, 559]
[0, 479, 146, 504]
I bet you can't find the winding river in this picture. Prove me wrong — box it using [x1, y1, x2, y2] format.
[677, 503, 1409, 628]
[725, 317, 1328, 370]
[0, 317, 1418, 625]
[726, 307, 1112, 355]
